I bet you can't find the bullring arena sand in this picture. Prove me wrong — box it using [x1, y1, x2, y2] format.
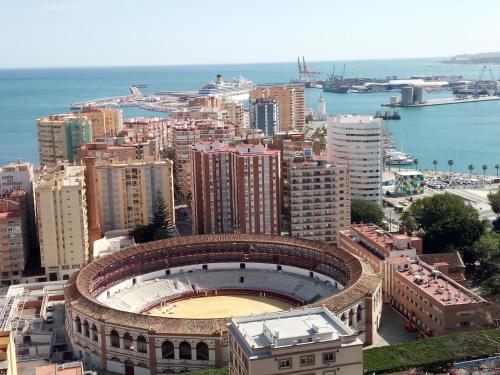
[147, 295, 293, 319]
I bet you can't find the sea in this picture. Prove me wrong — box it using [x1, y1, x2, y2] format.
[0, 58, 499, 173]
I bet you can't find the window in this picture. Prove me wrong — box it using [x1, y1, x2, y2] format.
[110, 330, 120, 348]
[179, 341, 192, 360]
[300, 355, 315, 366]
[123, 333, 133, 350]
[323, 371, 336, 375]
[323, 352, 336, 363]
[137, 335, 148, 353]
[196, 342, 209, 360]
[459, 321, 471, 327]
[162, 341, 174, 359]
[278, 358, 292, 369]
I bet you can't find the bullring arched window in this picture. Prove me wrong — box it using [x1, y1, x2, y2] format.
[137, 335, 148, 354]
[349, 309, 354, 326]
[75, 316, 82, 333]
[124, 333, 133, 350]
[91, 324, 98, 342]
[110, 330, 120, 348]
[179, 341, 192, 360]
[196, 342, 209, 360]
[357, 305, 363, 322]
[82, 320, 90, 338]
[162, 341, 174, 359]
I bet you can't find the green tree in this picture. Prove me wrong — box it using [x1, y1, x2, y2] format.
[432, 160, 438, 174]
[350, 200, 384, 227]
[448, 159, 454, 175]
[150, 190, 170, 228]
[405, 193, 486, 252]
[488, 187, 500, 218]
[399, 210, 418, 236]
[482, 164, 488, 181]
[130, 191, 171, 243]
[467, 232, 500, 295]
[468, 164, 474, 178]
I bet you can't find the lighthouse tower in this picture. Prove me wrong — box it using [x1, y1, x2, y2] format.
[317, 95, 326, 120]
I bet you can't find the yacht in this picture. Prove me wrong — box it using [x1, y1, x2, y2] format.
[199, 74, 256, 101]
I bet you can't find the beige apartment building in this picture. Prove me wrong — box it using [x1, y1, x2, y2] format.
[92, 160, 175, 232]
[35, 164, 88, 281]
[249, 84, 305, 131]
[227, 307, 363, 375]
[79, 107, 122, 138]
[288, 153, 350, 244]
[37, 114, 92, 166]
[0, 330, 17, 375]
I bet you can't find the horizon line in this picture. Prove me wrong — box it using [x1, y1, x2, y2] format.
[0, 54, 450, 71]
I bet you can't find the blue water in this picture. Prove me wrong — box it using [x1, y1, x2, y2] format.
[0, 58, 499, 172]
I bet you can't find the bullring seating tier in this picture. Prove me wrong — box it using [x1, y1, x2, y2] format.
[103, 269, 338, 313]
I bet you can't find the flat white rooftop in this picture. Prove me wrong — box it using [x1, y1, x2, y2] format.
[230, 307, 360, 350]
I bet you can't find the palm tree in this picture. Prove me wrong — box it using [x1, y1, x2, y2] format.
[482, 164, 488, 181]
[495, 164, 499, 178]
[413, 159, 419, 171]
[468, 164, 474, 178]
[448, 159, 454, 175]
[432, 160, 438, 174]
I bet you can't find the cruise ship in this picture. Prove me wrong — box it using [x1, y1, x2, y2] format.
[199, 74, 256, 101]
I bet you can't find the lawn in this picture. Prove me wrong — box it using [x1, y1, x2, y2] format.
[363, 328, 500, 373]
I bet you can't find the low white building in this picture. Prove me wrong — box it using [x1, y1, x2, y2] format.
[93, 230, 136, 259]
[227, 307, 363, 375]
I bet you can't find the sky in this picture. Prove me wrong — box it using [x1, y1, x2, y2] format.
[1, 0, 500, 69]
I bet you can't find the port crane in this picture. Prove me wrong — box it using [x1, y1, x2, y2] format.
[297, 56, 320, 82]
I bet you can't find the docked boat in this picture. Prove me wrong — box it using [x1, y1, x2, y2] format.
[375, 110, 401, 120]
[199, 74, 256, 101]
[385, 149, 414, 165]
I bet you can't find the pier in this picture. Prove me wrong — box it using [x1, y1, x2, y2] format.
[382, 95, 500, 107]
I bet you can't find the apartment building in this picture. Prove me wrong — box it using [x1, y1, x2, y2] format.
[37, 114, 92, 166]
[222, 100, 246, 136]
[231, 144, 281, 235]
[288, 153, 350, 244]
[122, 117, 171, 151]
[0, 191, 29, 286]
[76, 142, 137, 163]
[227, 307, 363, 375]
[79, 107, 122, 138]
[172, 121, 235, 189]
[327, 115, 383, 204]
[91, 160, 175, 232]
[0, 160, 34, 195]
[190, 142, 234, 234]
[249, 84, 305, 131]
[249, 98, 279, 136]
[386, 256, 490, 337]
[35, 164, 88, 281]
[0, 330, 17, 375]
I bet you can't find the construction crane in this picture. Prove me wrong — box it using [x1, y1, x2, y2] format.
[473, 65, 488, 97]
[489, 68, 499, 95]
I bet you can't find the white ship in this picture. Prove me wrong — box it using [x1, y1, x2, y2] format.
[199, 74, 256, 101]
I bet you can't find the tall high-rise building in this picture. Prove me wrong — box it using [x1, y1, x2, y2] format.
[190, 142, 281, 235]
[249, 98, 279, 136]
[191, 142, 234, 234]
[0, 190, 29, 286]
[92, 160, 175, 232]
[35, 164, 88, 281]
[172, 121, 235, 190]
[327, 115, 383, 204]
[37, 114, 92, 166]
[79, 107, 123, 138]
[249, 84, 305, 131]
[222, 100, 246, 136]
[231, 144, 281, 235]
[287, 153, 350, 244]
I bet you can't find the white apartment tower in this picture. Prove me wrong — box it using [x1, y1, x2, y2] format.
[327, 115, 382, 204]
